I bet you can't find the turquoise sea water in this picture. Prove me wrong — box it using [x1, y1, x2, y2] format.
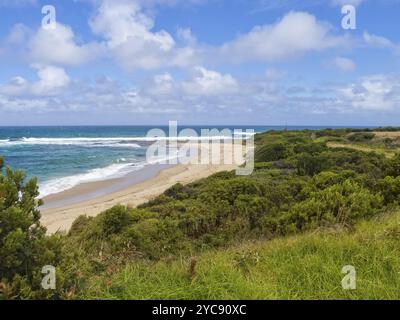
[0, 125, 369, 197]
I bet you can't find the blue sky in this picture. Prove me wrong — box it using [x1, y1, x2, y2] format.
[0, 0, 399, 126]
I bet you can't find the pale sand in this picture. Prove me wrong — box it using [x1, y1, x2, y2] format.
[41, 143, 248, 234]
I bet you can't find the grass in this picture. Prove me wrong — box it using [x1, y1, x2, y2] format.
[79, 210, 400, 300]
[327, 142, 397, 158]
[325, 130, 400, 159]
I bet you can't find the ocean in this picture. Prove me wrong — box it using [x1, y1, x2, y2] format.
[0, 125, 368, 197]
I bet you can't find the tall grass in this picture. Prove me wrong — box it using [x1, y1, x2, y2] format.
[80, 210, 400, 300]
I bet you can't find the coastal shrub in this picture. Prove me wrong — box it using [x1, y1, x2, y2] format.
[312, 171, 355, 189]
[197, 177, 264, 205]
[376, 176, 400, 205]
[348, 132, 375, 142]
[296, 153, 330, 176]
[164, 183, 194, 200]
[255, 142, 292, 162]
[278, 180, 383, 233]
[0, 158, 63, 299]
[293, 142, 328, 155]
[123, 218, 187, 259]
[386, 153, 400, 177]
[100, 205, 133, 236]
[315, 129, 348, 138]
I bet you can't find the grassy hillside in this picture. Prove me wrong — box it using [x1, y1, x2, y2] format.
[80, 210, 400, 300]
[2, 128, 400, 299]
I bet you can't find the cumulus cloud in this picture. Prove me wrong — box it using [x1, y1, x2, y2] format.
[86, 3, 347, 70]
[28, 23, 103, 66]
[2, 3, 350, 72]
[31, 65, 71, 95]
[218, 11, 347, 63]
[0, 65, 70, 97]
[182, 67, 238, 96]
[89, 0, 199, 70]
[4, 22, 103, 66]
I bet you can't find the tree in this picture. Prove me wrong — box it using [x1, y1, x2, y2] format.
[0, 158, 61, 299]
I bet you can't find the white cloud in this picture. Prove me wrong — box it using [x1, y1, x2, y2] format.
[148, 73, 175, 95]
[28, 23, 103, 66]
[5, 23, 32, 45]
[218, 11, 347, 63]
[182, 67, 239, 95]
[31, 65, 71, 95]
[0, 66, 242, 116]
[338, 75, 400, 110]
[0, 95, 50, 112]
[89, 0, 199, 70]
[0, 65, 70, 97]
[0, 76, 29, 96]
[1, 5, 351, 72]
[2, 69, 400, 122]
[363, 31, 400, 55]
[4, 22, 104, 66]
[332, 56, 356, 72]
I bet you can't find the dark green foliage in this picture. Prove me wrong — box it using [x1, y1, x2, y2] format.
[255, 142, 292, 162]
[315, 129, 348, 138]
[163, 183, 194, 200]
[296, 153, 329, 176]
[386, 153, 400, 177]
[374, 127, 400, 132]
[376, 176, 400, 205]
[0, 158, 62, 299]
[271, 180, 383, 234]
[348, 132, 375, 142]
[100, 205, 133, 236]
[293, 142, 328, 154]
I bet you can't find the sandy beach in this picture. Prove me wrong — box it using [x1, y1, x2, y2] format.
[41, 142, 249, 234]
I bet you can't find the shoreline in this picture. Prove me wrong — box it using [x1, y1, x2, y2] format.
[41, 163, 174, 210]
[41, 143, 245, 234]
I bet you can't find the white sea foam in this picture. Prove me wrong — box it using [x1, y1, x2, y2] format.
[39, 161, 145, 198]
[0, 137, 143, 148]
[0, 135, 250, 148]
[38, 149, 190, 198]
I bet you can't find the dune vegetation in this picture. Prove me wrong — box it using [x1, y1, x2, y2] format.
[1, 128, 400, 299]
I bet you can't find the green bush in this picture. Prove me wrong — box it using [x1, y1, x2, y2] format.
[376, 176, 400, 205]
[263, 180, 383, 235]
[255, 143, 292, 162]
[0, 158, 63, 299]
[386, 153, 400, 177]
[348, 132, 375, 142]
[100, 205, 132, 236]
